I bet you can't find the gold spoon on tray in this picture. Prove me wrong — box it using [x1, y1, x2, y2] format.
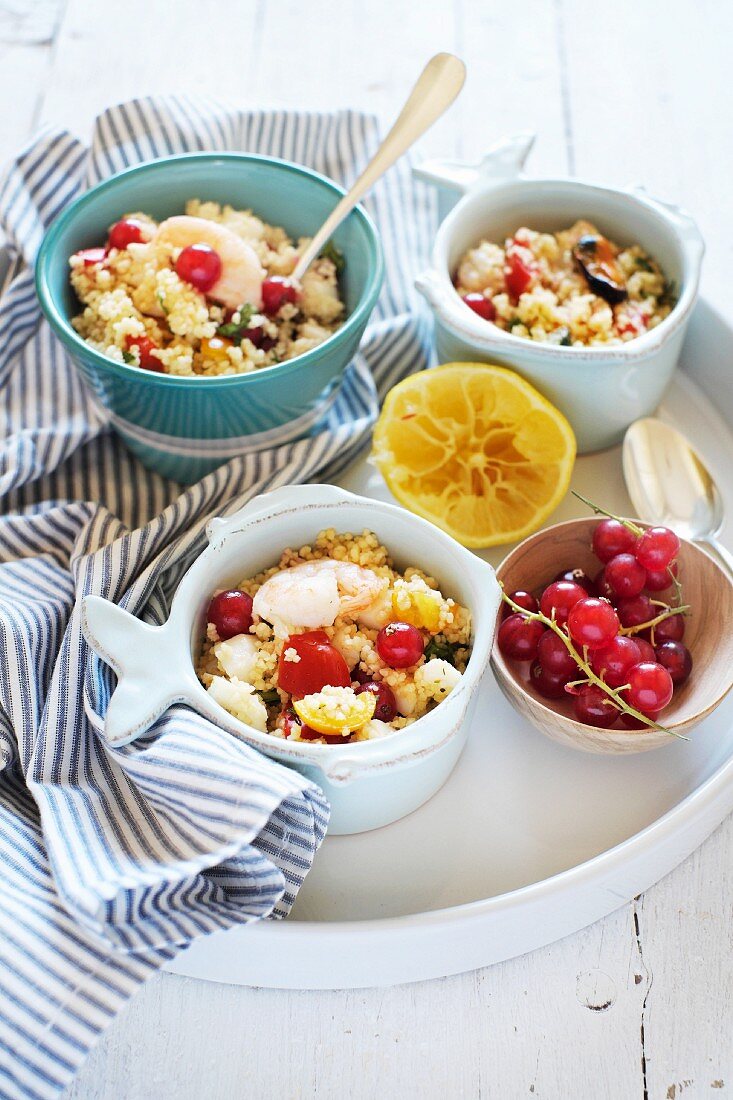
[290, 52, 466, 282]
[623, 416, 733, 579]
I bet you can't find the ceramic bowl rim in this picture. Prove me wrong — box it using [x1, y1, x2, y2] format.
[426, 175, 703, 364]
[35, 151, 385, 389]
[491, 515, 733, 737]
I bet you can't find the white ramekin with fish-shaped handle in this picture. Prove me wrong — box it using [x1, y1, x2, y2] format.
[81, 484, 500, 835]
[414, 133, 704, 453]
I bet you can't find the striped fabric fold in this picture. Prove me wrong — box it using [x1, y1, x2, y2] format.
[0, 95, 436, 1098]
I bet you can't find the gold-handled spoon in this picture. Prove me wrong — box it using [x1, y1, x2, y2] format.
[623, 417, 733, 578]
[290, 52, 466, 282]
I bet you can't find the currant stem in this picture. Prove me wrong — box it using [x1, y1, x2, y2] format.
[619, 603, 690, 637]
[574, 493, 686, 606]
[571, 491, 644, 537]
[499, 587, 687, 740]
[667, 565, 684, 607]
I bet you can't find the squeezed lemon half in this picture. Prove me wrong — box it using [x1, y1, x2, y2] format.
[372, 363, 576, 548]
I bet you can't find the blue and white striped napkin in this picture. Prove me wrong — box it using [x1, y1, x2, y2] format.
[0, 96, 435, 1098]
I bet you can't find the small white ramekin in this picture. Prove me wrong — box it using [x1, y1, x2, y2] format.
[81, 485, 500, 835]
[414, 134, 704, 453]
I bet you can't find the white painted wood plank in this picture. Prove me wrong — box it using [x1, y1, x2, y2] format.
[33, 0, 568, 170]
[68, 903, 646, 1099]
[560, 0, 733, 318]
[0, 0, 65, 164]
[637, 822, 733, 1099]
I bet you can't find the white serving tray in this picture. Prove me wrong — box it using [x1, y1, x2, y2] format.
[167, 302, 733, 989]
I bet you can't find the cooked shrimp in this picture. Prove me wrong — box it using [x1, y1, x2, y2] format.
[252, 559, 388, 633]
[155, 215, 265, 310]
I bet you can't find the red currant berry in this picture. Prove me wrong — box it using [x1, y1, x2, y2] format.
[624, 661, 674, 713]
[604, 553, 647, 600]
[573, 684, 619, 728]
[530, 661, 569, 699]
[108, 218, 148, 249]
[594, 568, 615, 602]
[262, 275, 299, 314]
[634, 637, 657, 663]
[634, 526, 680, 571]
[176, 243, 222, 292]
[644, 561, 678, 592]
[463, 293, 496, 321]
[503, 590, 539, 618]
[539, 581, 587, 626]
[125, 334, 163, 372]
[207, 589, 254, 640]
[651, 614, 685, 643]
[654, 640, 692, 685]
[590, 636, 642, 688]
[537, 630, 578, 677]
[497, 615, 545, 662]
[554, 568, 596, 596]
[592, 518, 638, 563]
[354, 680, 398, 722]
[616, 594, 655, 629]
[567, 597, 620, 648]
[376, 622, 424, 668]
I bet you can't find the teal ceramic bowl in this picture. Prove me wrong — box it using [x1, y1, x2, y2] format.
[35, 153, 384, 483]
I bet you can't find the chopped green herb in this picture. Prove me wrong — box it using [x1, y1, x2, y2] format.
[661, 279, 678, 306]
[320, 240, 345, 275]
[548, 325, 571, 346]
[216, 303, 256, 344]
[508, 317, 524, 332]
[157, 291, 169, 315]
[122, 349, 136, 365]
[259, 688, 281, 706]
[424, 635, 458, 665]
[635, 257, 654, 272]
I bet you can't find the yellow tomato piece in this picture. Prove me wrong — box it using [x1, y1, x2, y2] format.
[201, 335, 232, 363]
[391, 589, 442, 632]
[293, 689, 376, 735]
[372, 363, 576, 548]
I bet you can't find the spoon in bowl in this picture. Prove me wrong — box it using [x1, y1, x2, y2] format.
[290, 52, 466, 282]
[623, 417, 733, 578]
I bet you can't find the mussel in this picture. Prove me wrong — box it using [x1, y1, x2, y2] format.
[573, 233, 627, 304]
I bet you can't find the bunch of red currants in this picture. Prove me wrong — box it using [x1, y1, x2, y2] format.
[497, 516, 692, 729]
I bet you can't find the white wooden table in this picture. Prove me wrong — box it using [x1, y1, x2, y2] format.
[3, 1, 732, 1096]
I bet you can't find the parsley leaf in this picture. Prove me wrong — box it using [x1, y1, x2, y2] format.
[659, 279, 678, 309]
[424, 635, 459, 665]
[216, 303, 256, 344]
[320, 240, 345, 274]
[548, 325, 571, 346]
[157, 290, 169, 315]
[122, 349, 136, 364]
[635, 257, 654, 272]
[259, 688, 281, 707]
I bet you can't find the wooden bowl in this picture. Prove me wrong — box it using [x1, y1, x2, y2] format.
[491, 518, 733, 753]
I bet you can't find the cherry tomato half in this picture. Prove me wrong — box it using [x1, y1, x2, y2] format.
[125, 334, 164, 372]
[277, 630, 351, 698]
[504, 247, 535, 299]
